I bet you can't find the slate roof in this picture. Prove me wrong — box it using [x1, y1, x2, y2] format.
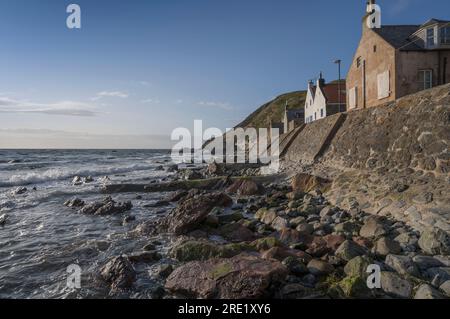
[373, 19, 450, 51]
[373, 25, 422, 50]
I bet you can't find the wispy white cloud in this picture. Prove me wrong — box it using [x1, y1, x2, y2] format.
[197, 101, 233, 111]
[141, 98, 161, 104]
[0, 97, 99, 117]
[175, 99, 184, 104]
[92, 91, 129, 101]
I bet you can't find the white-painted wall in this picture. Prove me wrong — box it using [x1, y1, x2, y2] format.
[304, 80, 327, 123]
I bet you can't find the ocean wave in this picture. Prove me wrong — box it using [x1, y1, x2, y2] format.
[0, 163, 159, 187]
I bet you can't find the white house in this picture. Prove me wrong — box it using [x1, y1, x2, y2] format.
[304, 74, 346, 123]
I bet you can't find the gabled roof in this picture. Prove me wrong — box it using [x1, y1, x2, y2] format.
[373, 19, 450, 51]
[420, 18, 450, 28]
[309, 81, 346, 105]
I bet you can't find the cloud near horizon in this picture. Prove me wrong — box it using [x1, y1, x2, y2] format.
[91, 91, 129, 101]
[0, 128, 172, 149]
[0, 96, 99, 117]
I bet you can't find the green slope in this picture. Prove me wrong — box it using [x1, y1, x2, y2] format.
[236, 91, 307, 129]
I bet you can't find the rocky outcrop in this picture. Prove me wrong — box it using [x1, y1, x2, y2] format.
[161, 192, 232, 235]
[74, 197, 132, 216]
[165, 254, 288, 299]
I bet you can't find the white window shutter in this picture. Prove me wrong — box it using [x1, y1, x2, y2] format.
[349, 87, 357, 109]
[377, 70, 390, 99]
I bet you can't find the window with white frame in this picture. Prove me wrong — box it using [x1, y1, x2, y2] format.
[418, 69, 433, 90]
[441, 26, 450, 44]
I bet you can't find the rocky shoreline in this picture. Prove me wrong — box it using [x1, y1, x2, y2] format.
[68, 163, 450, 299]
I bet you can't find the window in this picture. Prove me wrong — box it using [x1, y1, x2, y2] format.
[418, 70, 433, 90]
[356, 57, 361, 68]
[441, 27, 450, 44]
[320, 109, 324, 117]
[373, 45, 377, 53]
[427, 28, 435, 47]
[314, 112, 317, 120]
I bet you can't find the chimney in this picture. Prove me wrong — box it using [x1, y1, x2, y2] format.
[317, 72, 325, 87]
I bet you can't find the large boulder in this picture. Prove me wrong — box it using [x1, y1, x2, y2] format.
[414, 284, 445, 299]
[255, 208, 277, 225]
[385, 254, 420, 277]
[100, 256, 136, 291]
[418, 228, 450, 255]
[78, 197, 132, 216]
[307, 259, 334, 276]
[338, 276, 373, 299]
[216, 223, 256, 242]
[335, 240, 367, 261]
[170, 240, 250, 262]
[359, 216, 388, 238]
[291, 173, 331, 193]
[163, 192, 232, 235]
[380, 272, 412, 298]
[374, 237, 401, 256]
[226, 179, 265, 196]
[344, 256, 372, 278]
[165, 254, 288, 298]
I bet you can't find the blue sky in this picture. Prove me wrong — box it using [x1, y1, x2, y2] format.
[0, 0, 449, 148]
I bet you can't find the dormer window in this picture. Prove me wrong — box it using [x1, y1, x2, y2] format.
[441, 26, 450, 44]
[426, 28, 435, 47]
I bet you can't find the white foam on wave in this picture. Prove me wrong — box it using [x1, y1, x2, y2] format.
[0, 163, 159, 187]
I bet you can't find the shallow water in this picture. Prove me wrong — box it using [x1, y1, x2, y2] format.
[0, 149, 174, 299]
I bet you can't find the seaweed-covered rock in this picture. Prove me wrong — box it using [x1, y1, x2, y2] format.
[165, 254, 288, 298]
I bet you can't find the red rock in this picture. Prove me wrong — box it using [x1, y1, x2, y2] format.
[352, 236, 374, 249]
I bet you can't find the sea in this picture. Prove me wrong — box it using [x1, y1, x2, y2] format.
[0, 149, 176, 299]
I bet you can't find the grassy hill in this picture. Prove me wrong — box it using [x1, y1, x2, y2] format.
[236, 91, 307, 129]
